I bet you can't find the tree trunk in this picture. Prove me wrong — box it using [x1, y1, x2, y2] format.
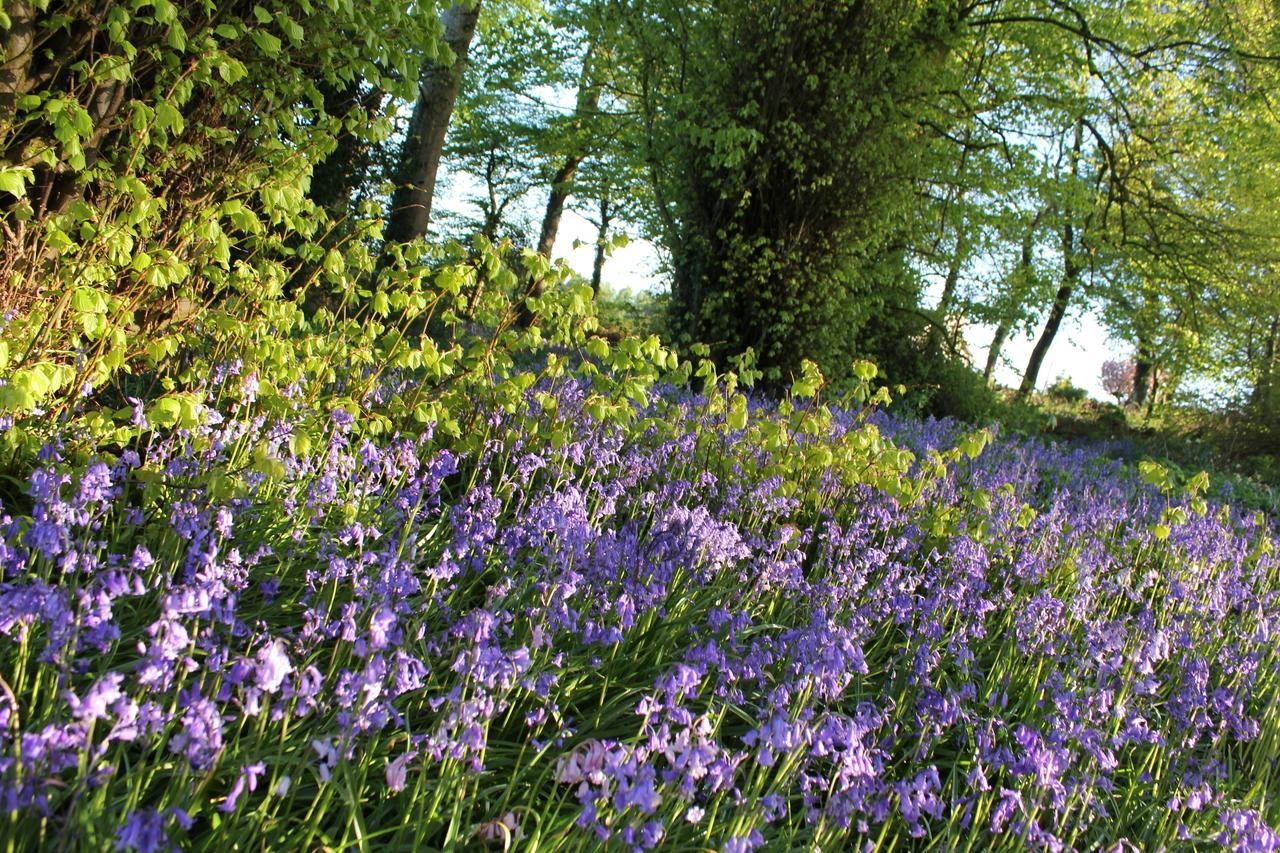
[0, 0, 36, 136]
[1254, 315, 1279, 413]
[536, 41, 604, 257]
[309, 81, 384, 219]
[930, 128, 976, 357]
[984, 322, 1009, 384]
[1019, 123, 1084, 398]
[1132, 337, 1154, 408]
[535, 158, 581, 259]
[383, 1, 481, 245]
[1018, 279, 1074, 397]
[521, 40, 604, 321]
[984, 208, 1043, 384]
[591, 194, 612, 296]
[481, 147, 504, 240]
[931, 229, 967, 356]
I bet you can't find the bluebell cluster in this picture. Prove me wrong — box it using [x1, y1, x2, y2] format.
[0, 375, 1277, 851]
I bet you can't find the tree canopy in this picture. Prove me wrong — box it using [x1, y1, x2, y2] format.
[1, 0, 1277, 421]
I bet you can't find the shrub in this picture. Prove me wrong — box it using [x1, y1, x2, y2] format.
[1046, 374, 1089, 403]
[924, 358, 999, 423]
[0, 0, 436, 423]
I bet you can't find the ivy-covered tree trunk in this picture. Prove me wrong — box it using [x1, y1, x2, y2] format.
[308, 81, 386, 220]
[1132, 337, 1155, 407]
[650, 0, 954, 384]
[384, 1, 481, 245]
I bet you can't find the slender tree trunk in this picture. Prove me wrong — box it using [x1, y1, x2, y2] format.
[984, 322, 1010, 384]
[930, 128, 976, 357]
[383, 1, 481, 245]
[1019, 279, 1074, 397]
[535, 41, 604, 258]
[931, 229, 967, 356]
[1019, 123, 1084, 398]
[481, 147, 503, 241]
[1254, 315, 1279, 412]
[521, 40, 604, 321]
[535, 158, 582, 258]
[591, 194, 612, 296]
[984, 208, 1044, 384]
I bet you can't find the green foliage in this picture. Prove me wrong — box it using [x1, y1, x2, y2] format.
[921, 358, 999, 424]
[0, 0, 438, 417]
[593, 285, 667, 340]
[1046, 374, 1089, 404]
[629, 0, 953, 385]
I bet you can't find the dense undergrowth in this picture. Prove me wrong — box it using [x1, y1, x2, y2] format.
[1, 245, 1279, 851]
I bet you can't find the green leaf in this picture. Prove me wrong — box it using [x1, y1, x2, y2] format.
[585, 338, 609, 360]
[251, 30, 282, 56]
[153, 0, 177, 24]
[148, 396, 184, 428]
[154, 101, 184, 134]
[791, 379, 817, 398]
[852, 360, 878, 381]
[323, 248, 345, 276]
[0, 384, 35, 412]
[72, 287, 108, 314]
[1138, 460, 1169, 490]
[0, 166, 33, 199]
